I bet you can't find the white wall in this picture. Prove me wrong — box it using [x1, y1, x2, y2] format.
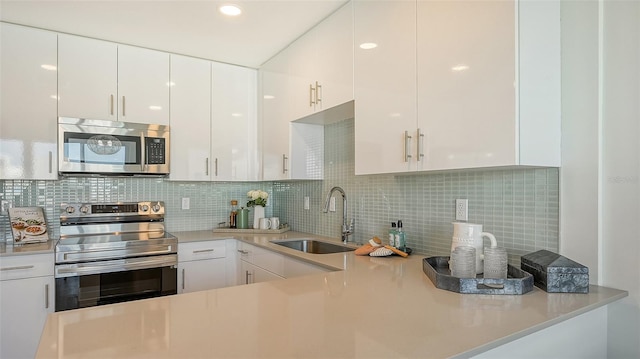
[560, 0, 640, 357]
[601, 1, 640, 357]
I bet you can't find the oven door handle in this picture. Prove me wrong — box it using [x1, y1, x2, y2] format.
[55, 254, 177, 278]
[59, 245, 174, 263]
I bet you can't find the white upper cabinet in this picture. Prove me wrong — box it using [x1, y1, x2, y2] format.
[0, 23, 58, 180]
[354, 0, 417, 175]
[211, 62, 259, 181]
[416, 0, 516, 171]
[169, 54, 211, 181]
[354, 0, 561, 175]
[288, 2, 354, 121]
[261, 55, 292, 181]
[260, 2, 352, 181]
[117, 45, 170, 125]
[58, 34, 170, 125]
[58, 34, 118, 121]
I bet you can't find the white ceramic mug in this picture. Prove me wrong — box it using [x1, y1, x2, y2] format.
[259, 217, 272, 230]
[270, 217, 280, 229]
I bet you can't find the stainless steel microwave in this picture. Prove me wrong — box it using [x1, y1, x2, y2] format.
[58, 117, 170, 176]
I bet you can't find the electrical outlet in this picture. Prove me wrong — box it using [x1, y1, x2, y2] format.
[181, 197, 190, 210]
[304, 196, 310, 210]
[329, 196, 336, 212]
[455, 199, 468, 221]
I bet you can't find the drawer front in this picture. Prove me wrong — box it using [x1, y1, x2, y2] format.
[237, 242, 284, 276]
[0, 253, 54, 281]
[178, 240, 226, 262]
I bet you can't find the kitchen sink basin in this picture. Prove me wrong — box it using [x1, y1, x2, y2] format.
[273, 239, 355, 254]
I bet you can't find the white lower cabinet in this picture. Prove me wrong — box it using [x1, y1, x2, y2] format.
[240, 260, 284, 284]
[0, 253, 54, 359]
[237, 242, 330, 285]
[177, 240, 227, 294]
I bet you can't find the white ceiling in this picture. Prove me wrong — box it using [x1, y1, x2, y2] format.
[0, 0, 348, 68]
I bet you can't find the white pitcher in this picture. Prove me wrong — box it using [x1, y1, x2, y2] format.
[451, 222, 497, 274]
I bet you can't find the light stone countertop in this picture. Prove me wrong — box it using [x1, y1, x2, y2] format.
[36, 230, 627, 359]
[0, 240, 55, 257]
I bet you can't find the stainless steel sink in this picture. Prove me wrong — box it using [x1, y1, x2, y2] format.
[273, 239, 355, 254]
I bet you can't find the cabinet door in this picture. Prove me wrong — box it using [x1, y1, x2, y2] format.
[58, 34, 118, 121]
[0, 23, 58, 180]
[417, 0, 516, 171]
[286, 30, 319, 121]
[354, 0, 417, 175]
[314, 2, 354, 112]
[211, 63, 259, 181]
[178, 259, 226, 294]
[240, 260, 284, 285]
[0, 276, 54, 359]
[260, 64, 291, 181]
[117, 45, 170, 125]
[169, 55, 211, 181]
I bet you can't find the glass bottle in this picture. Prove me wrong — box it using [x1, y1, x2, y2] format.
[229, 200, 238, 228]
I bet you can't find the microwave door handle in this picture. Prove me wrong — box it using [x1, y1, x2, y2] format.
[140, 132, 146, 171]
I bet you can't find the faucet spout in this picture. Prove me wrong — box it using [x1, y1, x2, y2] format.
[323, 186, 354, 243]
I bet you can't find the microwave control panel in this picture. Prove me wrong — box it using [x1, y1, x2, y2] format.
[146, 137, 166, 164]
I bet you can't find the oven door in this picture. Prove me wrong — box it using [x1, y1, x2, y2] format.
[55, 254, 177, 312]
[58, 117, 170, 176]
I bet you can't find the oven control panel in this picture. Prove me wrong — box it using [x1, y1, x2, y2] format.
[61, 201, 165, 218]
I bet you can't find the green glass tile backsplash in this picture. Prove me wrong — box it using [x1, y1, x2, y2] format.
[1, 118, 558, 261]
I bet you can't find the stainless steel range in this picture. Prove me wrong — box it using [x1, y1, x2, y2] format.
[54, 201, 177, 312]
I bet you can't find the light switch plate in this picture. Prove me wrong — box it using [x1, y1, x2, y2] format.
[181, 197, 190, 210]
[304, 196, 310, 210]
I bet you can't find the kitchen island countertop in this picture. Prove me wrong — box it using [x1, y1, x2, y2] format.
[36, 230, 627, 358]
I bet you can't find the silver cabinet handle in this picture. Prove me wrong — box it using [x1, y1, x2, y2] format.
[122, 96, 126, 116]
[1, 265, 34, 271]
[315, 81, 322, 105]
[237, 249, 249, 255]
[193, 249, 214, 254]
[417, 128, 425, 161]
[214, 158, 218, 176]
[110, 94, 114, 115]
[205, 158, 209, 176]
[182, 268, 185, 290]
[45, 284, 49, 309]
[48, 151, 53, 174]
[404, 131, 413, 162]
[282, 154, 288, 174]
[245, 270, 253, 284]
[309, 84, 315, 106]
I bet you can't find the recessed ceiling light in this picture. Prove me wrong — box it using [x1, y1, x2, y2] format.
[359, 43, 378, 50]
[41, 64, 57, 71]
[263, 95, 275, 100]
[149, 106, 163, 111]
[219, 4, 242, 16]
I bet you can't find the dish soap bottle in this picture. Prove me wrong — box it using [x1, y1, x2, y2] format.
[395, 220, 406, 251]
[388, 222, 397, 247]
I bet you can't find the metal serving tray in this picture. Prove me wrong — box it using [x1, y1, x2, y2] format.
[423, 256, 534, 295]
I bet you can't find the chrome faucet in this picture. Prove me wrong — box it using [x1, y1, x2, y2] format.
[323, 186, 354, 243]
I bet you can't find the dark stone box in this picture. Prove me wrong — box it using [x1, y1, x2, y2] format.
[521, 250, 589, 293]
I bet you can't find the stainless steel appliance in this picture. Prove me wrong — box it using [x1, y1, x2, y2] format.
[55, 201, 177, 312]
[58, 117, 170, 176]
